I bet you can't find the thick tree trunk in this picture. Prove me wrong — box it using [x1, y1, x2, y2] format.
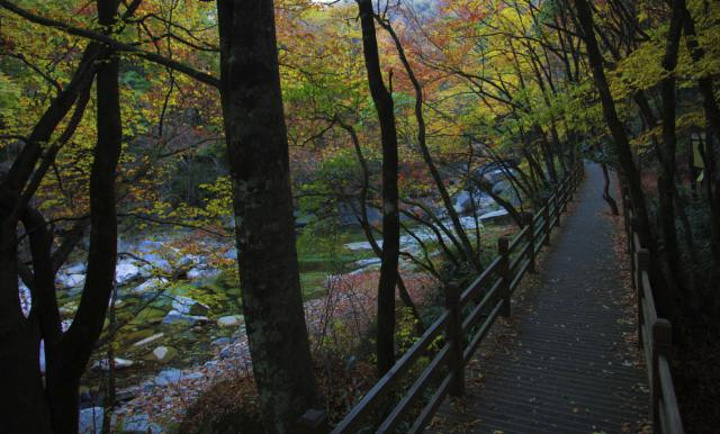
[356, 0, 400, 377]
[46, 1, 124, 432]
[216, 1, 319, 431]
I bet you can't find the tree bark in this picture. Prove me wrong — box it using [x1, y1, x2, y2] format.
[216, 1, 319, 431]
[356, 0, 400, 377]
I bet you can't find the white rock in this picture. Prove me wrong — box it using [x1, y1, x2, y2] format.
[18, 281, 31, 317]
[344, 241, 376, 251]
[61, 319, 72, 332]
[79, 406, 104, 434]
[479, 209, 509, 221]
[353, 258, 381, 268]
[216, 315, 243, 328]
[171, 296, 210, 316]
[115, 262, 141, 285]
[152, 346, 169, 361]
[92, 358, 134, 371]
[132, 333, 164, 348]
[65, 263, 86, 275]
[161, 310, 209, 326]
[187, 267, 220, 280]
[131, 277, 168, 294]
[57, 273, 85, 288]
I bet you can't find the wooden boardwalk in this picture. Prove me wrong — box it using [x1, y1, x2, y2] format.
[430, 164, 649, 434]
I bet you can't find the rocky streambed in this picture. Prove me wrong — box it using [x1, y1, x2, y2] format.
[27, 182, 516, 433]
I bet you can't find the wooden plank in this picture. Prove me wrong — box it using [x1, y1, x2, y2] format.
[376, 343, 451, 433]
[460, 257, 501, 305]
[463, 299, 504, 363]
[509, 258, 530, 293]
[509, 225, 530, 251]
[407, 373, 454, 434]
[462, 278, 502, 332]
[331, 311, 449, 433]
[509, 241, 532, 274]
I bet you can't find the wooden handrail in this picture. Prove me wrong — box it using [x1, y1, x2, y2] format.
[621, 190, 685, 434]
[310, 165, 584, 434]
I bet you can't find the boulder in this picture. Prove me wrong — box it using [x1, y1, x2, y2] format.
[115, 262, 142, 285]
[132, 277, 168, 294]
[212, 337, 231, 346]
[171, 295, 210, 316]
[79, 407, 104, 434]
[65, 263, 87, 275]
[121, 413, 162, 434]
[151, 346, 175, 362]
[216, 315, 243, 328]
[161, 310, 209, 326]
[188, 267, 221, 280]
[58, 273, 85, 289]
[151, 368, 203, 387]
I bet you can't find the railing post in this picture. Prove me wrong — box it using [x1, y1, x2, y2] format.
[637, 249, 650, 348]
[543, 199, 551, 246]
[651, 319, 672, 432]
[629, 217, 638, 290]
[554, 191, 561, 227]
[527, 214, 536, 273]
[498, 237, 511, 318]
[446, 281, 465, 397]
[295, 409, 329, 434]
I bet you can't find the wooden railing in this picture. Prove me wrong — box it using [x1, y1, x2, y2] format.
[621, 191, 685, 434]
[296, 166, 584, 434]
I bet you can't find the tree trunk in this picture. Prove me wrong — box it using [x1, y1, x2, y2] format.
[356, 0, 400, 377]
[339, 119, 425, 334]
[601, 164, 620, 215]
[657, 0, 685, 294]
[216, 1, 319, 431]
[45, 2, 124, 431]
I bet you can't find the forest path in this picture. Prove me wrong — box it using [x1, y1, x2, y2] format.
[430, 163, 649, 434]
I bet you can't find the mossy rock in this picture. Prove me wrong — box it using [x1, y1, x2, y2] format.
[130, 307, 167, 326]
